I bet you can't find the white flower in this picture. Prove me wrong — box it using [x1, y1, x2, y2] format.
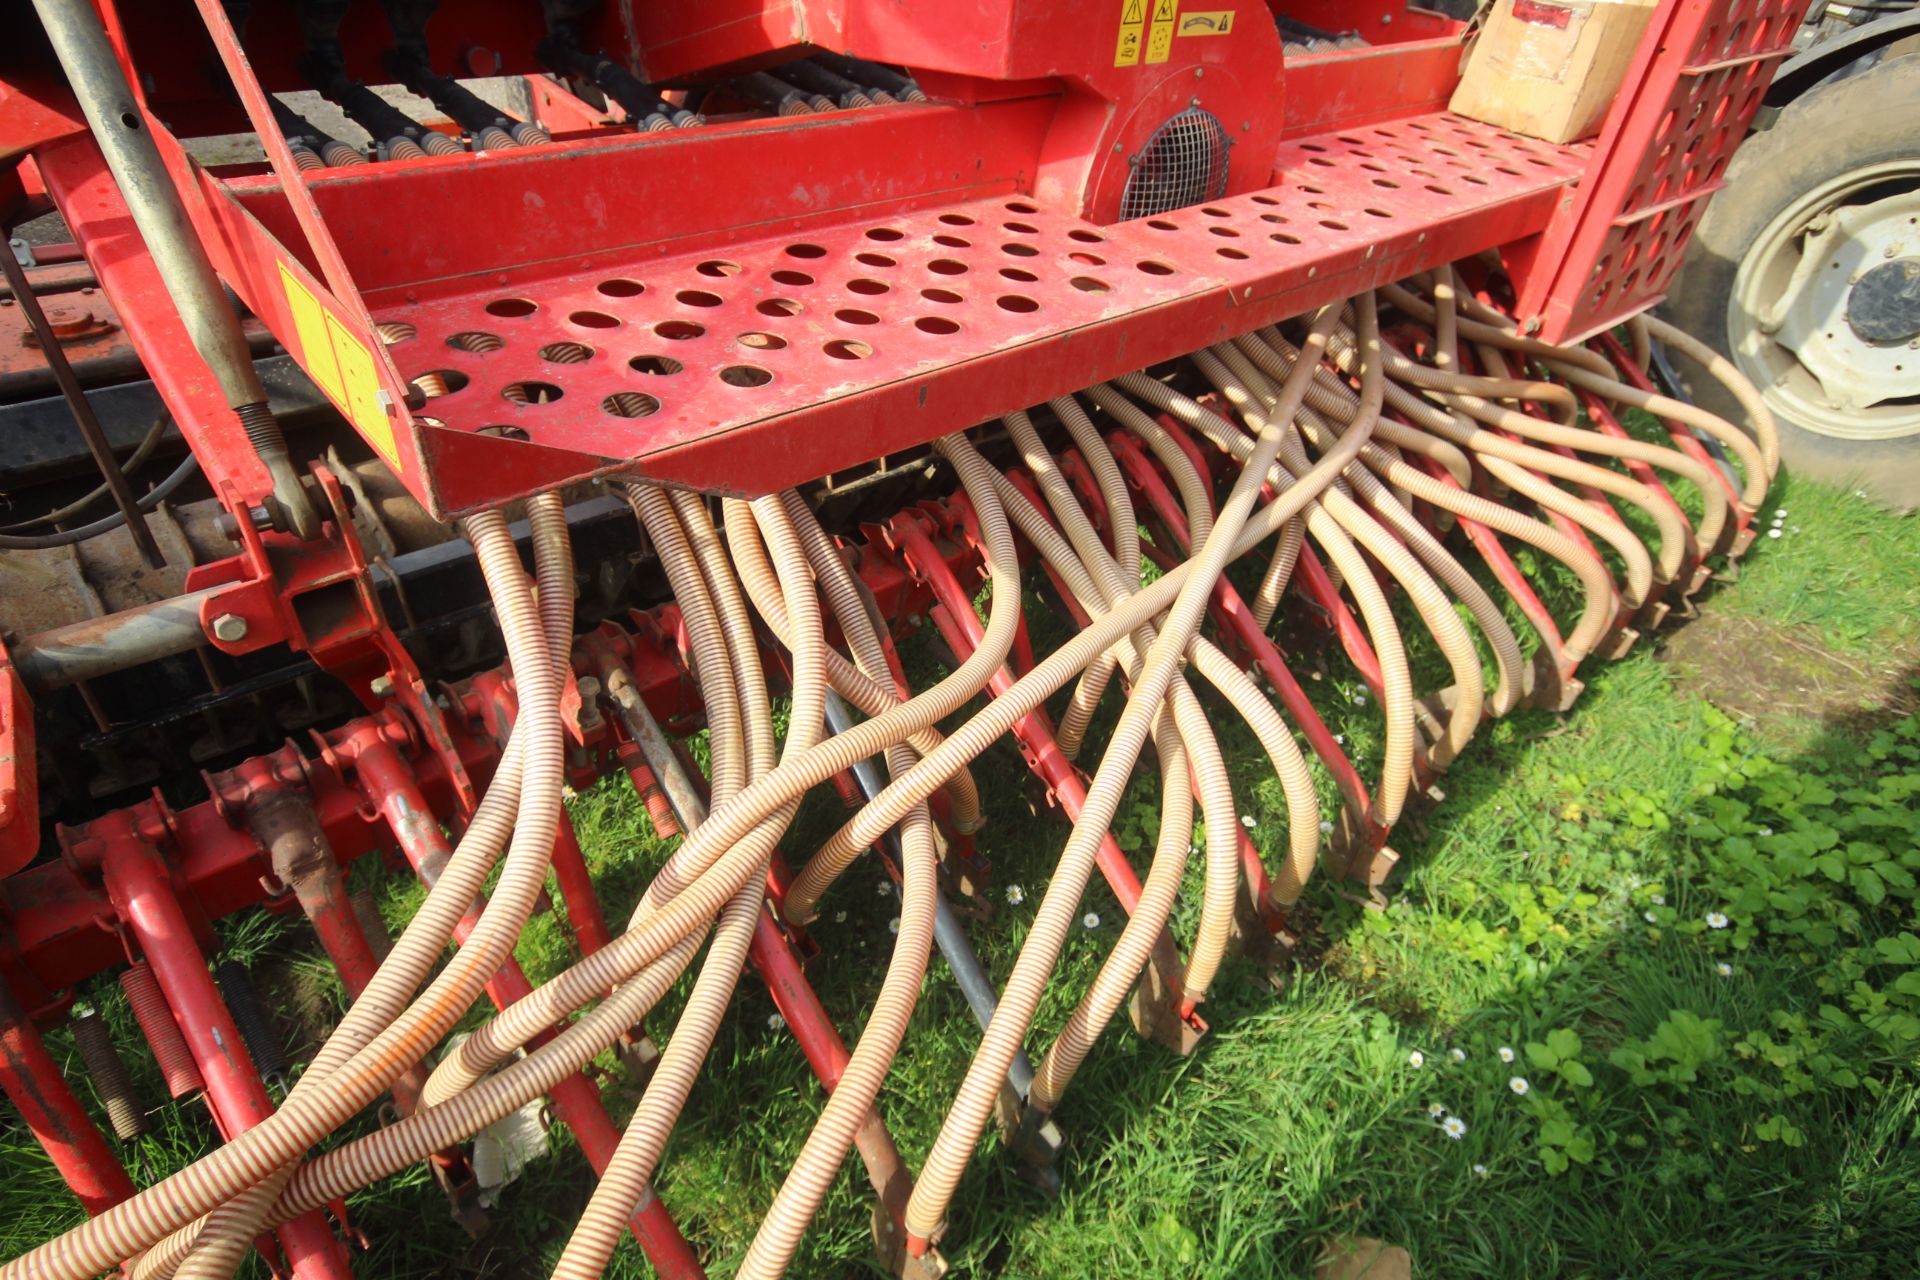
[1241, 814, 1257, 830]
[1855, 489, 1869, 499]
[888, 917, 900, 934]
[1333, 734, 1346, 745]
[767, 1013, 786, 1030]
[833, 910, 847, 923]
[562, 784, 578, 801]
[1775, 508, 1788, 517]
[877, 881, 892, 896]
[1644, 910, 1658, 924]
[1005, 884, 1025, 906]
[1442, 1116, 1468, 1139]
[1408, 1050, 1426, 1069]
[1473, 1163, 1489, 1178]
[1428, 1102, 1448, 1118]
[1319, 820, 1335, 834]
[1450, 1048, 1467, 1062]
[1082, 911, 1101, 929]
[1759, 826, 1773, 837]
[1790, 525, 1802, 534]
[1716, 962, 1733, 977]
[1508, 1077, 1530, 1096]
[1651, 893, 1666, 906]
[1767, 528, 1783, 539]
[1706, 912, 1730, 929]
[1497, 1046, 1516, 1064]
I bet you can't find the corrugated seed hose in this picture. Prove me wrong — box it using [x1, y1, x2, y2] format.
[1, 267, 1791, 1280]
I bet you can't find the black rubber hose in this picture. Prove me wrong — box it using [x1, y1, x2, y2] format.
[0, 450, 199, 550]
[0, 408, 173, 533]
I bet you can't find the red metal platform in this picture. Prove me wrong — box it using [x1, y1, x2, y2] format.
[369, 113, 1584, 500]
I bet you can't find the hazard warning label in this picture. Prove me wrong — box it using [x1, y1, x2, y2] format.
[278, 263, 401, 471]
[1114, 0, 1146, 66]
[1145, 0, 1181, 63]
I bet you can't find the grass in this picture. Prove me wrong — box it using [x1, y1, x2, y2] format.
[5, 471, 1920, 1279]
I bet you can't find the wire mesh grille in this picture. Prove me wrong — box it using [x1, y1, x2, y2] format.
[1120, 108, 1230, 221]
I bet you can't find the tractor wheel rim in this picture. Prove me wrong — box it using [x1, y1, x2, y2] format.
[1728, 159, 1920, 443]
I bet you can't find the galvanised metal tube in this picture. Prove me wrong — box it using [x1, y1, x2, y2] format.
[823, 690, 1037, 1097]
[29, 0, 319, 540]
[10, 589, 218, 692]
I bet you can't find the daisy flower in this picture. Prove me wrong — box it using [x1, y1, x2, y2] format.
[1005, 884, 1026, 906]
[877, 881, 892, 896]
[833, 910, 847, 923]
[1241, 814, 1257, 830]
[1319, 820, 1335, 834]
[1428, 1102, 1447, 1118]
[1706, 911, 1730, 929]
[1082, 911, 1101, 929]
[1650, 893, 1666, 906]
[1473, 1163, 1490, 1178]
[1408, 1050, 1426, 1069]
[1509, 1077, 1530, 1096]
[1716, 962, 1733, 977]
[767, 1013, 785, 1031]
[1442, 1116, 1468, 1140]
[888, 917, 900, 935]
[1497, 1046, 1516, 1064]
[1450, 1048, 1467, 1062]
[1644, 910, 1658, 924]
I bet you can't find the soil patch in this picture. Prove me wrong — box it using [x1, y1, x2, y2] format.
[1658, 612, 1918, 732]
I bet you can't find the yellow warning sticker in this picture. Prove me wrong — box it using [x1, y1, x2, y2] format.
[278, 263, 401, 472]
[1146, 0, 1181, 63]
[327, 312, 398, 468]
[1114, 0, 1146, 66]
[279, 264, 343, 405]
[1178, 9, 1235, 36]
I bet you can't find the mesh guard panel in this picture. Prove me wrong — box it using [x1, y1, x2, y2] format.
[1119, 107, 1230, 221]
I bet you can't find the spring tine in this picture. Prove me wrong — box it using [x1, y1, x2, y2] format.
[68, 1003, 148, 1141]
[119, 961, 203, 1100]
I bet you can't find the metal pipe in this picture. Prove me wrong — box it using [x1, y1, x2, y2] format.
[823, 690, 1038, 1098]
[11, 588, 219, 692]
[346, 736, 706, 1277]
[95, 823, 356, 1278]
[605, 676, 921, 1235]
[253, 788, 486, 1225]
[550, 809, 613, 956]
[28, 0, 320, 540]
[0, 241, 163, 567]
[0, 979, 137, 1218]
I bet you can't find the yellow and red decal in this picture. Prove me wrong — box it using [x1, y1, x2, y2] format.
[277, 263, 401, 472]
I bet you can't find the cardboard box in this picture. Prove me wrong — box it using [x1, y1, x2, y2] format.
[1449, 0, 1659, 145]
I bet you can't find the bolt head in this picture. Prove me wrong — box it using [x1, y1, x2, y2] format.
[369, 674, 396, 698]
[210, 613, 248, 643]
